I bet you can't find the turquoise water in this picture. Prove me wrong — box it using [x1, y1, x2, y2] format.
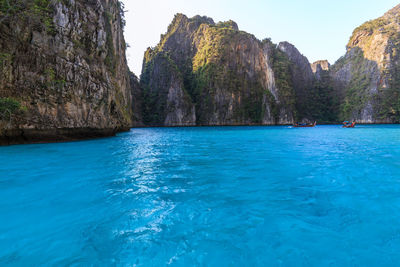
[1, 125, 400, 266]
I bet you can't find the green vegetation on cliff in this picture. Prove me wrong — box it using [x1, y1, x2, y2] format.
[141, 13, 351, 125]
[333, 5, 400, 123]
[141, 51, 183, 124]
[378, 50, 400, 122]
[0, 97, 23, 122]
[332, 48, 373, 120]
[308, 72, 339, 123]
[192, 25, 266, 123]
[0, 0, 56, 34]
[0, 0, 133, 144]
[141, 15, 271, 125]
[267, 42, 296, 120]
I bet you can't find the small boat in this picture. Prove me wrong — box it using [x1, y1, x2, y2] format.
[293, 121, 317, 128]
[342, 121, 356, 128]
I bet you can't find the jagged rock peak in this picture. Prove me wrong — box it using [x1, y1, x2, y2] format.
[140, 14, 301, 126]
[311, 60, 330, 73]
[190, 15, 215, 25]
[216, 20, 239, 30]
[278, 42, 310, 65]
[170, 14, 240, 31]
[347, 4, 400, 51]
[345, 3, 400, 70]
[171, 13, 215, 27]
[330, 3, 400, 124]
[277, 41, 314, 85]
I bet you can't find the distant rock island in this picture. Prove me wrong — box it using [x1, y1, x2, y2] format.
[1, 1, 400, 144]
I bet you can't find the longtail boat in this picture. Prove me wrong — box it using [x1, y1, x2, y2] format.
[342, 121, 356, 128]
[293, 121, 317, 128]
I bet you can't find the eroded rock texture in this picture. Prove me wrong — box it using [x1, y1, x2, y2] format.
[140, 14, 302, 126]
[0, 0, 134, 144]
[331, 4, 400, 123]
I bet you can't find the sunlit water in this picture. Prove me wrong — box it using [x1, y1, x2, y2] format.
[1, 125, 400, 266]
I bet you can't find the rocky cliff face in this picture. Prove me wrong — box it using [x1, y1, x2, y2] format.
[130, 72, 144, 126]
[3, 3, 398, 141]
[139, 14, 351, 126]
[0, 0, 134, 144]
[331, 4, 400, 123]
[140, 14, 303, 126]
[276, 42, 315, 121]
[275, 43, 339, 123]
[141, 6, 400, 126]
[278, 42, 315, 87]
[311, 60, 330, 79]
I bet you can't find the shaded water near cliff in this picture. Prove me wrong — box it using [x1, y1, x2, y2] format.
[1, 125, 400, 265]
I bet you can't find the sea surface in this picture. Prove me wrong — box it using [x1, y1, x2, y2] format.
[1, 125, 400, 266]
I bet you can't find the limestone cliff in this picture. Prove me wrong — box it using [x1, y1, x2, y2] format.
[140, 14, 300, 126]
[274, 43, 339, 123]
[331, 4, 400, 123]
[130, 72, 143, 126]
[4, 3, 398, 140]
[0, 0, 134, 144]
[141, 6, 400, 126]
[277, 42, 315, 121]
[311, 60, 330, 80]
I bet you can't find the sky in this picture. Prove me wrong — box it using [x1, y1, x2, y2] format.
[122, 0, 400, 76]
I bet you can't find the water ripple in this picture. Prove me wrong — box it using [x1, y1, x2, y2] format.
[1, 126, 400, 265]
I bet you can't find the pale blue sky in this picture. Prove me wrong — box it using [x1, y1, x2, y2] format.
[122, 0, 399, 76]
